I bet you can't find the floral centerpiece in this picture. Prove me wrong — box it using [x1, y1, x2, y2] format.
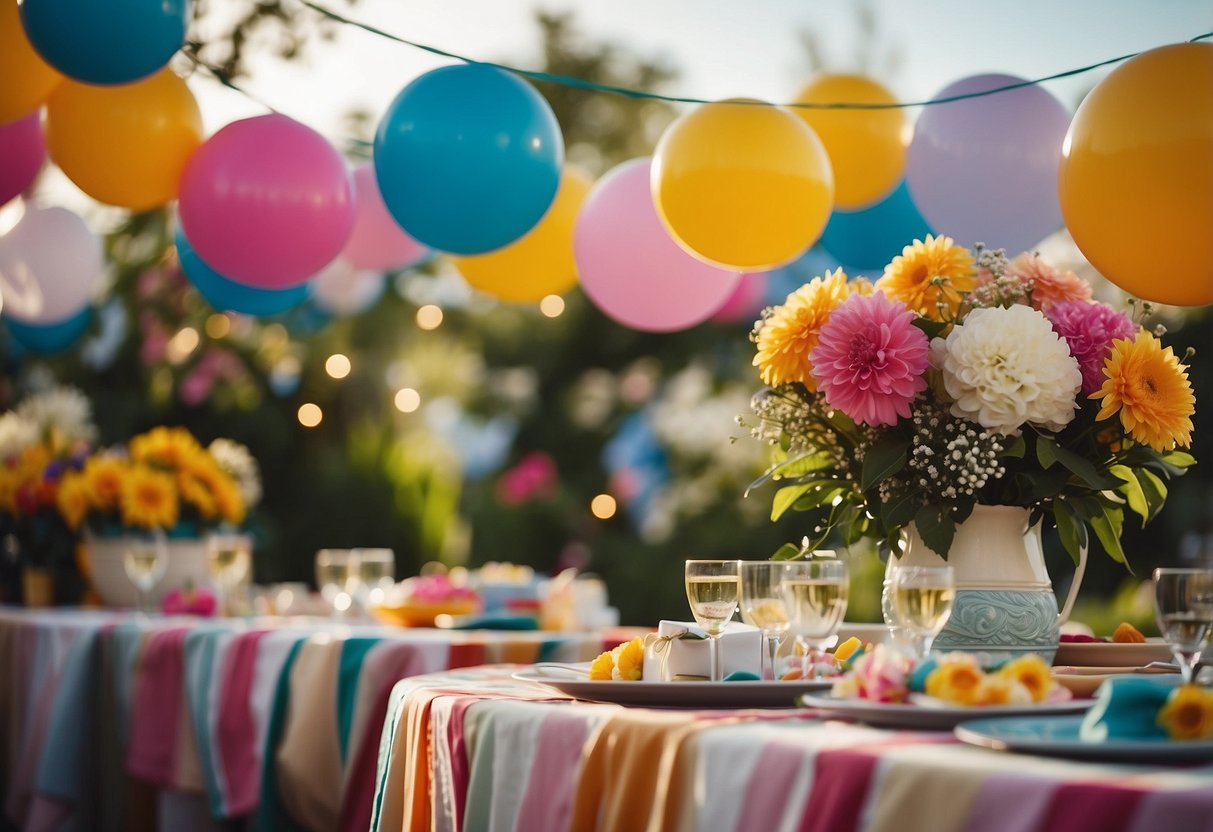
[745, 234, 1195, 568]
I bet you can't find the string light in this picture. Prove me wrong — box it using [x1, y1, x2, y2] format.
[539, 295, 565, 318]
[394, 387, 421, 413]
[416, 305, 443, 330]
[165, 327, 199, 364]
[205, 313, 230, 339]
[590, 493, 617, 519]
[325, 353, 352, 379]
[297, 403, 323, 427]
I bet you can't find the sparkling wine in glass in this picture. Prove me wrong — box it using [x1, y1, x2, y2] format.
[123, 530, 167, 615]
[315, 549, 354, 616]
[208, 533, 252, 616]
[685, 559, 740, 682]
[354, 548, 396, 609]
[739, 561, 791, 680]
[1153, 568, 1213, 684]
[889, 565, 955, 662]
[782, 557, 848, 676]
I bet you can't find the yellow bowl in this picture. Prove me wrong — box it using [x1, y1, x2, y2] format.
[371, 598, 480, 628]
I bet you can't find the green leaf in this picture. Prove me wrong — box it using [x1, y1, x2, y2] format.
[1036, 435, 1059, 469]
[1088, 502, 1128, 567]
[1136, 468, 1168, 524]
[771, 542, 803, 561]
[912, 504, 956, 559]
[793, 483, 848, 512]
[910, 317, 948, 340]
[1001, 435, 1026, 459]
[1048, 440, 1123, 490]
[1160, 450, 1196, 469]
[745, 450, 834, 497]
[879, 488, 920, 532]
[1053, 499, 1087, 566]
[1109, 464, 1148, 522]
[771, 483, 814, 521]
[861, 434, 909, 492]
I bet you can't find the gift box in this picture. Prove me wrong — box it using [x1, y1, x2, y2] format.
[641, 620, 762, 681]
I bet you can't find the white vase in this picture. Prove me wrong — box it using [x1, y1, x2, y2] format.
[86, 534, 217, 608]
[883, 504, 1088, 663]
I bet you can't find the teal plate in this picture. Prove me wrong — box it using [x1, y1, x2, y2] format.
[955, 715, 1213, 763]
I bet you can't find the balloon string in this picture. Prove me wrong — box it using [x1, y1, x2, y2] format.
[299, 0, 1213, 110]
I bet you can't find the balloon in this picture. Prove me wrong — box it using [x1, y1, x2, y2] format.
[793, 75, 906, 210]
[178, 114, 355, 289]
[712, 272, 769, 324]
[4, 305, 91, 353]
[175, 227, 310, 317]
[905, 74, 1070, 255]
[1059, 43, 1213, 306]
[310, 257, 385, 316]
[46, 70, 202, 210]
[652, 99, 834, 271]
[575, 157, 741, 332]
[453, 166, 592, 303]
[374, 64, 563, 255]
[343, 164, 429, 272]
[0, 112, 46, 206]
[819, 180, 934, 270]
[0, 205, 103, 324]
[0, 0, 61, 123]
[19, 0, 187, 85]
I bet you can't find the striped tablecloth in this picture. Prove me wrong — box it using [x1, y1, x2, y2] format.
[0, 607, 623, 832]
[372, 667, 1213, 832]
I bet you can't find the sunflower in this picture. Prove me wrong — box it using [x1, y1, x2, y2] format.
[191, 461, 246, 525]
[82, 455, 127, 512]
[996, 655, 1052, 703]
[56, 471, 91, 531]
[120, 466, 179, 530]
[129, 426, 203, 469]
[753, 269, 851, 389]
[1093, 332, 1195, 452]
[588, 649, 615, 680]
[874, 234, 976, 321]
[612, 636, 645, 681]
[1157, 684, 1213, 741]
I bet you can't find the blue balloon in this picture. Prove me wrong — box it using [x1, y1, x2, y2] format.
[176, 228, 310, 316]
[819, 180, 934, 271]
[5, 306, 92, 353]
[20, 0, 188, 85]
[374, 64, 563, 255]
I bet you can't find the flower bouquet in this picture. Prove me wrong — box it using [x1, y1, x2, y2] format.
[745, 235, 1195, 566]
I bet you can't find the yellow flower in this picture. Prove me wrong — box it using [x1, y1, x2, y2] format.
[613, 636, 645, 681]
[82, 455, 127, 512]
[1157, 684, 1213, 741]
[589, 650, 615, 680]
[996, 655, 1053, 703]
[120, 466, 179, 530]
[194, 462, 246, 525]
[975, 674, 1033, 706]
[875, 234, 976, 321]
[56, 471, 91, 531]
[129, 426, 203, 469]
[925, 653, 985, 705]
[0, 466, 18, 513]
[753, 269, 850, 390]
[1093, 332, 1195, 452]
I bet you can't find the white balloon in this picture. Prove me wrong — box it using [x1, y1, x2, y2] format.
[0, 205, 104, 324]
[310, 257, 385, 316]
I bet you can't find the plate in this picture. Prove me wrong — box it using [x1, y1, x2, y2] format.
[511, 668, 833, 708]
[1053, 640, 1173, 668]
[955, 715, 1213, 763]
[1050, 665, 1178, 698]
[799, 693, 1091, 730]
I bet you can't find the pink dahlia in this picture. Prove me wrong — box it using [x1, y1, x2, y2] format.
[1008, 252, 1092, 311]
[1048, 300, 1137, 395]
[809, 292, 930, 426]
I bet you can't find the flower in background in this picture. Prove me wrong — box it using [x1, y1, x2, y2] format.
[1048, 300, 1137, 396]
[925, 653, 984, 705]
[875, 234, 976, 321]
[208, 438, 263, 509]
[1094, 332, 1195, 453]
[753, 269, 851, 389]
[832, 644, 912, 703]
[995, 654, 1053, 703]
[1006, 252, 1092, 312]
[809, 292, 929, 427]
[497, 452, 558, 506]
[119, 467, 179, 530]
[974, 673, 1033, 706]
[13, 386, 96, 451]
[1157, 684, 1213, 740]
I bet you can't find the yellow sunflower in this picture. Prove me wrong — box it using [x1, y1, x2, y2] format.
[753, 268, 851, 390]
[996, 655, 1053, 703]
[925, 653, 985, 705]
[588, 649, 615, 680]
[613, 636, 645, 681]
[1093, 332, 1195, 452]
[129, 426, 203, 469]
[120, 466, 180, 530]
[1157, 684, 1213, 741]
[874, 234, 976, 321]
[82, 455, 127, 512]
[192, 462, 246, 525]
[56, 471, 91, 531]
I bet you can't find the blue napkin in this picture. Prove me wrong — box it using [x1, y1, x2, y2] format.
[1079, 676, 1181, 741]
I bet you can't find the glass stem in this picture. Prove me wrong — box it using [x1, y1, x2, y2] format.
[708, 635, 721, 682]
[765, 634, 780, 681]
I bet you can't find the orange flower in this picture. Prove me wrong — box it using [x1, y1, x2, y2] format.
[875, 234, 976, 321]
[589, 650, 615, 680]
[55, 471, 91, 531]
[1006, 252, 1092, 311]
[120, 466, 179, 530]
[996, 655, 1053, 703]
[925, 654, 984, 705]
[753, 269, 851, 389]
[1158, 684, 1213, 741]
[1093, 332, 1195, 452]
[82, 455, 127, 512]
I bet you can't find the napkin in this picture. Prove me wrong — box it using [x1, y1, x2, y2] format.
[641, 620, 761, 681]
[1078, 676, 1180, 741]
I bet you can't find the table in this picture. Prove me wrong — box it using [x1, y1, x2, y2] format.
[373, 667, 1213, 832]
[0, 608, 627, 832]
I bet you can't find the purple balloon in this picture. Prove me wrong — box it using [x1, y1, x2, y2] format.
[906, 74, 1071, 255]
[0, 112, 46, 207]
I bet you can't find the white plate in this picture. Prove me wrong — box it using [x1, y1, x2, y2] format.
[1053, 640, 1173, 668]
[799, 693, 1091, 730]
[955, 715, 1213, 763]
[512, 668, 833, 708]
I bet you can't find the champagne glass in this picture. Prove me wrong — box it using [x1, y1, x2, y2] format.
[208, 532, 252, 617]
[783, 558, 849, 676]
[685, 559, 739, 682]
[315, 549, 355, 617]
[739, 561, 791, 680]
[354, 548, 396, 610]
[123, 529, 167, 615]
[1153, 568, 1213, 684]
[889, 565, 955, 662]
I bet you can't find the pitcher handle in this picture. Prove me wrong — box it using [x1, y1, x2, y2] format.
[1057, 541, 1088, 625]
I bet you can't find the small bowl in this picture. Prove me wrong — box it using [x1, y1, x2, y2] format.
[371, 597, 480, 628]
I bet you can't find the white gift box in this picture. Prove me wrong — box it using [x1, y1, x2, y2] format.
[642, 620, 762, 681]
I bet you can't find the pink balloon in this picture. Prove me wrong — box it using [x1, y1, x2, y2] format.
[342, 164, 429, 272]
[0, 205, 103, 324]
[0, 112, 45, 207]
[575, 158, 740, 332]
[178, 114, 355, 289]
[712, 271, 769, 324]
[311, 256, 385, 316]
[905, 74, 1071, 254]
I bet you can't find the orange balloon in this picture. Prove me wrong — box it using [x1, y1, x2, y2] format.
[652, 99, 834, 271]
[793, 74, 905, 210]
[46, 69, 202, 210]
[1059, 42, 1213, 307]
[0, 0, 62, 123]
[453, 166, 593, 303]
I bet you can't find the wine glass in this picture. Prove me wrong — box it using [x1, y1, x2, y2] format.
[739, 561, 791, 680]
[782, 557, 849, 676]
[354, 548, 396, 611]
[1153, 568, 1213, 684]
[315, 549, 355, 617]
[889, 565, 955, 662]
[684, 559, 740, 682]
[207, 532, 252, 617]
[123, 529, 167, 615]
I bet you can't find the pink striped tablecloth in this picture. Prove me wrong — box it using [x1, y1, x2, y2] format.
[372, 667, 1213, 832]
[0, 607, 623, 832]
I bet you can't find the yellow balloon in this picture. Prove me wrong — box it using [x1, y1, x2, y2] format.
[46, 69, 202, 210]
[0, 0, 62, 123]
[453, 166, 593, 303]
[652, 99, 834, 271]
[793, 74, 905, 210]
[1058, 42, 1213, 307]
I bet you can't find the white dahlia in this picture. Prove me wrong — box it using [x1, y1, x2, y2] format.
[930, 305, 1082, 435]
